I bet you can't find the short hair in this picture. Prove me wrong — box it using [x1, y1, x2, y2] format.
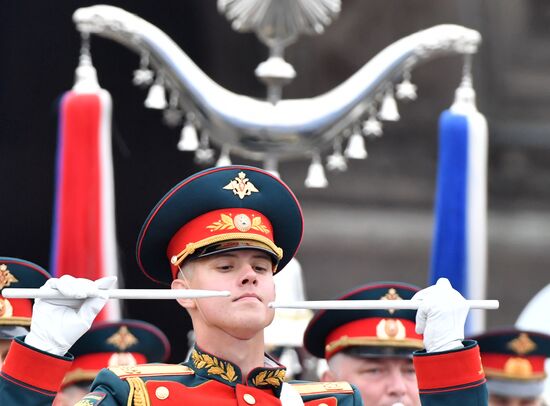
[176, 261, 195, 280]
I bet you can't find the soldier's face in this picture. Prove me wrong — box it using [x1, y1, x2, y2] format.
[323, 353, 421, 406]
[174, 249, 276, 340]
[489, 394, 542, 406]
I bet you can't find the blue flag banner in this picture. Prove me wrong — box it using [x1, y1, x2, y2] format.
[430, 82, 488, 335]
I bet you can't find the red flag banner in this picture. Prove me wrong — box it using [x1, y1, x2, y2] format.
[51, 72, 120, 321]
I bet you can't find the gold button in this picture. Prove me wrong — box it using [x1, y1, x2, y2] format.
[243, 393, 256, 404]
[155, 386, 169, 400]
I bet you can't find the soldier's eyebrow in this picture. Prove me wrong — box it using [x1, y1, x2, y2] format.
[251, 253, 271, 260]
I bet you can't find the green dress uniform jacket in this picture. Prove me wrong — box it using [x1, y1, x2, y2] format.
[0, 338, 487, 405]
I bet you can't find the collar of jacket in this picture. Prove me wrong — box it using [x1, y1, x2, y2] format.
[187, 345, 287, 397]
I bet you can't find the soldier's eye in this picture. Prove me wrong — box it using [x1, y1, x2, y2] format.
[217, 264, 233, 271]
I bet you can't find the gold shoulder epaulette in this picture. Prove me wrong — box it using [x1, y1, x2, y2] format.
[109, 363, 195, 379]
[290, 381, 354, 395]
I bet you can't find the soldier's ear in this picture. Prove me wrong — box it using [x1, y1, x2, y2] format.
[171, 278, 197, 309]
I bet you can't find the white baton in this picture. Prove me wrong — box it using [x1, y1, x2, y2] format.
[268, 299, 499, 310]
[1, 288, 230, 300]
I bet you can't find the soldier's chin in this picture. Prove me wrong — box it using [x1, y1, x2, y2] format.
[228, 319, 270, 340]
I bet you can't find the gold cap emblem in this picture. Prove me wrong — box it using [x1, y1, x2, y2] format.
[108, 352, 138, 367]
[223, 172, 259, 199]
[206, 213, 270, 234]
[0, 264, 18, 290]
[107, 326, 138, 351]
[380, 288, 403, 315]
[504, 357, 534, 378]
[376, 318, 406, 340]
[508, 333, 537, 355]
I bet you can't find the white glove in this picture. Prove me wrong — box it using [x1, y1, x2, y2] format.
[412, 278, 469, 353]
[25, 275, 116, 356]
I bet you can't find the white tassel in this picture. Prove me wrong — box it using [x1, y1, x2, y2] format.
[379, 87, 400, 121]
[177, 121, 199, 151]
[194, 133, 215, 165]
[326, 138, 347, 171]
[144, 76, 167, 110]
[163, 92, 183, 127]
[133, 53, 154, 87]
[304, 153, 328, 188]
[362, 116, 383, 138]
[396, 72, 418, 101]
[216, 145, 232, 167]
[344, 130, 367, 160]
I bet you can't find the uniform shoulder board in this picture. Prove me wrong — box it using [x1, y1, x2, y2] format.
[290, 381, 354, 395]
[109, 363, 195, 379]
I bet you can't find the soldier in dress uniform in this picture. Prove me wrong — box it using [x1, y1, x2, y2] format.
[472, 328, 550, 406]
[0, 165, 488, 405]
[53, 319, 170, 406]
[304, 281, 488, 406]
[0, 257, 50, 367]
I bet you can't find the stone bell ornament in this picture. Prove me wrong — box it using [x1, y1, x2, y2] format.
[70, 3, 483, 187]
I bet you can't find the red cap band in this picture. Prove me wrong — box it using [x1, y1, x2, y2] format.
[167, 208, 282, 278]
[325, 317, 423, 359]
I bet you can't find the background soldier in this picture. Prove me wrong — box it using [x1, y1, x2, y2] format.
[473, 328, 550, 406]
[304, 279, 488, 406]
[0, 257, 49, 367]
[304, 282, 424, 405]
[53, 319, 170, 406]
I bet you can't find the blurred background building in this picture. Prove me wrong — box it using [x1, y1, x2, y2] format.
[1, 0, 549, 363]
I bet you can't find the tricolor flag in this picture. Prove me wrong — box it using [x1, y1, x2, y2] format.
[429, 79, 488, 335]
[50, 56, 120, 321]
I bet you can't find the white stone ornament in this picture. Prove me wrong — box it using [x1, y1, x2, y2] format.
[144, 79, 167, 110]
[304, 153, 328, 188]
[177, 122, 199, 151]
[362, 116, 383, 137]
[378, 88, 400, 121]
[344, 131, 367, 160]
[72, 6, 482, 163]
[396, 77, 418, 101]
[326, 138, 347, 171]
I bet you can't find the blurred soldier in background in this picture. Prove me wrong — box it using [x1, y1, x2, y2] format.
[264, 257, 317, 380]
[304, 282, 423, 405]
[472, 328, 550, 406]
[53, 319, 170, 406]
[304, 279, 487, 406]
[0, 257, 49, 367]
